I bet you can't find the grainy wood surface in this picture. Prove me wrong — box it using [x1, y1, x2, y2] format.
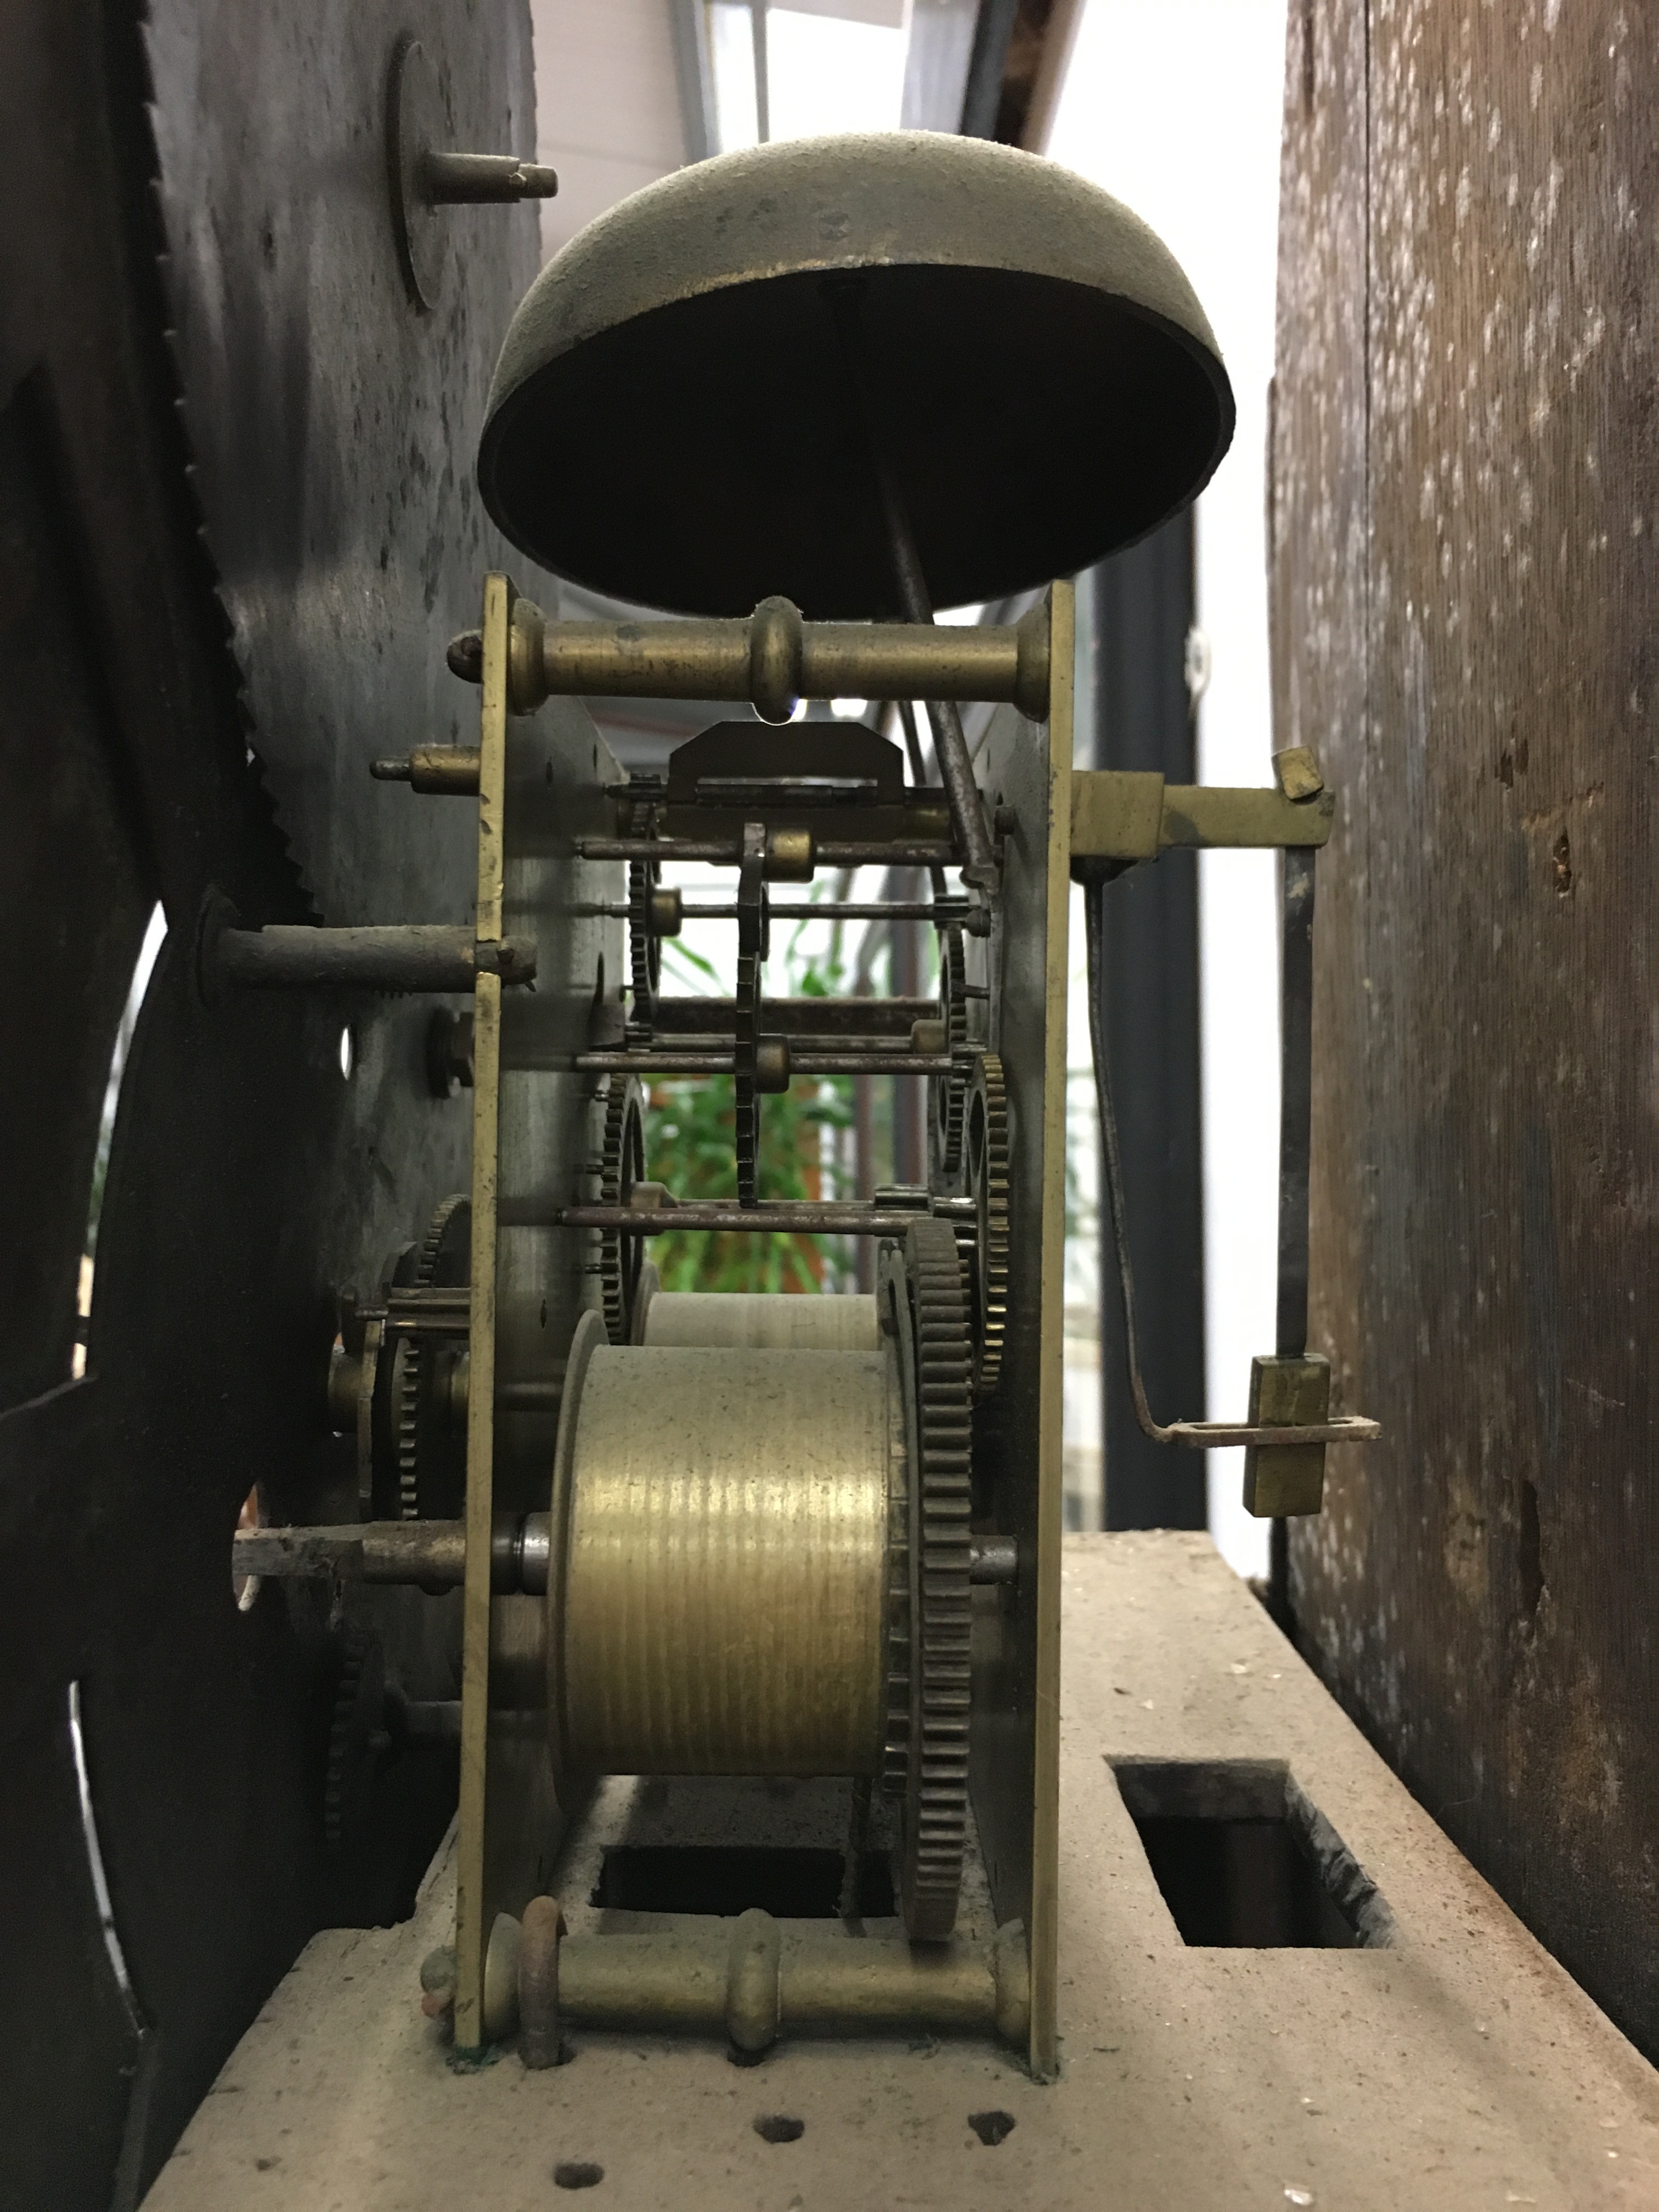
[1272, 0, 1659, 2057]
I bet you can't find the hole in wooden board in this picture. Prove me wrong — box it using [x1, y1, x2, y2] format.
[591, 1844, 894, 1920]
[968, 2110, 1015, 2146]
[553, 2160, 603, 2189]
[1110, 1758, 1395, 1949]
[753, 2114, 805, 2144]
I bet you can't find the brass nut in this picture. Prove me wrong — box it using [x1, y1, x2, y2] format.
[1273, 746, 1325, 802]
[507, 595, 548, 713]
[1013, 598, 1052, 721]
[765, 827, 815, 882]
[749, 596, 804, 724]
[755, 1038, 792, 1093]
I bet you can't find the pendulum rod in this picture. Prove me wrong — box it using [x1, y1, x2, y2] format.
[828, 281, 998, 890]
[1082, 870, 1176, 1445]
[896, 698, 949, 901]
[1084, 856, 1376, 1456]
[874, 472, 997, 891]
[1274, 849, 1317, 1361]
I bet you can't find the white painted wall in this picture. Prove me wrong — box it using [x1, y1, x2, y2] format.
[1049, 2, 1288, 1576]
[709, 3, 908, 148]
[528, 0, 688, 260]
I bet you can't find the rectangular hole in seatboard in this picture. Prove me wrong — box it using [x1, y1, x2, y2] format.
[1109, 1757, 1395, 1949]
[591, 1844, 895, 1920]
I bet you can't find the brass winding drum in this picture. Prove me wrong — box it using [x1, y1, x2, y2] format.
[635, 1276, 881, 1352]
[546, 1319, 900, 1780]
[541, 1219, 974, 1942]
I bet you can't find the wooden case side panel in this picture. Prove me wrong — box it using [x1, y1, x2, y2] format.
[1276, 0, 1659, 2057]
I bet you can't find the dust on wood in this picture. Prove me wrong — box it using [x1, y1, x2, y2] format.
[1271, 0, 1658, 2057]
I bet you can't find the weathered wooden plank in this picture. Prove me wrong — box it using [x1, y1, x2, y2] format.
[1269, 0, 1374, 1646]
[1274, 0, 1659, 2057]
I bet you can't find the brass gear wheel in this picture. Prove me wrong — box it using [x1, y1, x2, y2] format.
[393, 1193, 470, 1519]
[965, 1054, 1011, 1400]
[597, 1076, 646, 1344]
[733, 821, 769, 1207]
[324, 1626, 387, 1849]
[883, 1217, 973, 1943]
[930, 925, 969, 1183]
[622, 780, 664, 1046]
[625, 856, 661, 1043]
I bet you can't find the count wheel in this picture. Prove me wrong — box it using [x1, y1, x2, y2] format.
[597, 1076, 646, 1344]
[964, 1054, 1011, 1400]
[884, 1217, 973, 1942]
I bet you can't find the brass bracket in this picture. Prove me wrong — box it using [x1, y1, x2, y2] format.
[444, 593, 1051, 722]
[1077, 747, 1379, 1518]
[1069, 760, 1335, 866]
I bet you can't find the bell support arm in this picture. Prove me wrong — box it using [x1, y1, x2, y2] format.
[1071, 748, 1377, 1509]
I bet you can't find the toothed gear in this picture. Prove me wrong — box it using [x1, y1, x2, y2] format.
[324, 1627, 386, 1849]
[930, 926, 969, 1182]
[394, 1194, 470, 1519]
[876, 1172, 951, 1807]
[598, 1076, 646, 1343]
[733, 822, 769, 1207]
[930, 1194, 981, 1316]
[893, 1216, 973, 1942]
[621, 780, 664, 1045]
[626, 856, 661, 1042]
[966, 1054, 1011, 1400]
[881, 1419, 912, 1798]
[881, 1227, 922, 1796]
[138, 0, 540, 936]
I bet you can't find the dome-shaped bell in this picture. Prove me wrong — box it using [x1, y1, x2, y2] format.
[477, 131, 1233, 620]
